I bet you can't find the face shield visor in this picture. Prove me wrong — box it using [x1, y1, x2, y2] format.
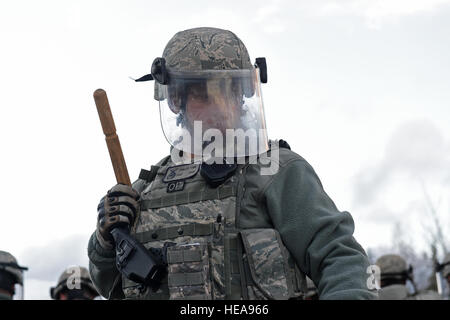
[155, 67, 268, 160]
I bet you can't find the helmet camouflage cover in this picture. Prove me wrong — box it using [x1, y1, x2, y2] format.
[162, 27, 253, 72]
[0, 250, 26, 285]
[50, 266, 97, 299]
[376, 254, 409, 280]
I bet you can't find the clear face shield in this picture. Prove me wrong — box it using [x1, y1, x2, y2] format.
[156, 68, 268, 161]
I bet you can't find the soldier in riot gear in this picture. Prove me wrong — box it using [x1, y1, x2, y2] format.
[376, 254, 440, 300]
[88, 27, 377, 300]
[50, 266, 99, 300]
[0, 250, 28, 300]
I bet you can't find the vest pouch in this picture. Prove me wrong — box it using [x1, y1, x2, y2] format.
[166, 242, 212, 300]
[240, 228, 293, 300]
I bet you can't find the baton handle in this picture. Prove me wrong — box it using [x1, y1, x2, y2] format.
[93, 89, 131, 186]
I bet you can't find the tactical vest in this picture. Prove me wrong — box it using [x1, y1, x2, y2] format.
[122, 147, 307, 300]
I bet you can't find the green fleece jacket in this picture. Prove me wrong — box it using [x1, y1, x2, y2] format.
[88, 148, 378, 300]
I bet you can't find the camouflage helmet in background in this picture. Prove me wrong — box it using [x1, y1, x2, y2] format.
[0, 250, 27, 285]
[50, 266, 98, 299]
[442, 252, 450, 278]
[376, 254, 412, 281]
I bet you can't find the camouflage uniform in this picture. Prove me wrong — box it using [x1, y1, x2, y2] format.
[88, 27, 377, 300]
[376, 254, 440, 300]
[50, 266, 99, 300]
[0, 251, 27, 300]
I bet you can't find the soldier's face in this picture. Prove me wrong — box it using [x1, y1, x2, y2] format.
[184, 80, 241, 133]
[185, 96, 239, 133]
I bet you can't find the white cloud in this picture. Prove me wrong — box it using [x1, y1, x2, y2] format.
[253, 1, 281, 23]
[352, 118, 450, 207]
[21, 234, 90, 282]
[351, 119, 450, 252]
[19, 234, 91, 300]
[25, 279, 55, 300]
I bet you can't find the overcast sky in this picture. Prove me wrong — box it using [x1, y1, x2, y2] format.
[0, 0, 449, 299]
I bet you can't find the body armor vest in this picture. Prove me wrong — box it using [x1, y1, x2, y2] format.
[122, 149, 306, 300]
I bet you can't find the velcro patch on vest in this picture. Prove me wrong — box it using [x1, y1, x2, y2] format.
[163, 164, 200, 182]
[167, 181, 185, 193]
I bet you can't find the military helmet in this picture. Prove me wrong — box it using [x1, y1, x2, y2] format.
[136, 27, 269, 159]
[376, 254, 412, 281]
[50, 266, 97, 299]
[162, 27, 253, 72]
[0, 250, 27, 285]
[442, 252, 450, 278]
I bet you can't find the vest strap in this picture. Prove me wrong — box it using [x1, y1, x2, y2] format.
[168, 272, 204, 286]
[167, 249, 203, 264]
[141, 186, 236, 209]
[134, 223, 214, 243]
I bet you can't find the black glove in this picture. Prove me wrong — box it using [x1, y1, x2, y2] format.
[96, 184, 140, 248]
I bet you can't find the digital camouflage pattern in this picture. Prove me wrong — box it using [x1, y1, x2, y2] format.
[135, 199, 236, 233]
[102, 152, 307, 300]
[0, 250, 23, 285]
[120, 151, 309, 301]
[240, 228, 290, 299]
[167, 243, 212, 299]
[162, 27, 253, 72]
[122, 158, 243, 300]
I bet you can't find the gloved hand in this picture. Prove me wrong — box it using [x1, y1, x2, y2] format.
[96, 184, 140, 249]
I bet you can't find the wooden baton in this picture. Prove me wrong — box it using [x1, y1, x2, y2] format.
[93, 88, 131, 186]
